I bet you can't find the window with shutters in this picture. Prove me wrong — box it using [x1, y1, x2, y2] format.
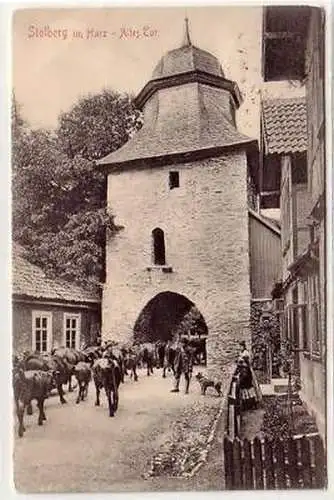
[32, 311, 52, 353]
[309, 272, 321, 356]
[306, 11, 325, 203]
[286, 286, 307, 373]
[64, 313, 81, 349]
[299, 302, 308, 352]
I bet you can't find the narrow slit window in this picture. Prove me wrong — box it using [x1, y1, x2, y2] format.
[169, 171, 179, 190]
[152, 228, 166, 265]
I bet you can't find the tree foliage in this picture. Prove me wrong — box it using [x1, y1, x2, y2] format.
[12, 89, 141, 290]
[57, 89, 142, 161]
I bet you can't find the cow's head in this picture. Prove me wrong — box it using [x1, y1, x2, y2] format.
[52, 369, 61, 380]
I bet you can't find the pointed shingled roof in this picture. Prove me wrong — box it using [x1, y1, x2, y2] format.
[98, 21, 257, 169]
[151, 17, 224, 81]
[151, 44, 225, 81]
[98, 83, 255, 168]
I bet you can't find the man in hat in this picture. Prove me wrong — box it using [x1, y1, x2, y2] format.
[171, 337, 193, 394]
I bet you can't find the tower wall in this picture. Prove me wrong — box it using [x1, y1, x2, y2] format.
[103, 151, 251, 376]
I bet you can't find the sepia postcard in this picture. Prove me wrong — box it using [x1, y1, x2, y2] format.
[7, 2, 332, 495]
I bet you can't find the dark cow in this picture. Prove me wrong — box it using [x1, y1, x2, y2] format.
[155, 341, 166, 369]
[23, 352, 72, 407]
[13, 368, 52, 437]
[122, 348, 138, 381]
[74, 362, 91, 404]
[92, 358, 122, 417]
[138, 343, 155, 376]
[162, 341, 177, 378]
[103, 344, 127, 383]
[188, 338, 207, 365]
[82, 346, 103, 365]
[52, 347, 86, 391]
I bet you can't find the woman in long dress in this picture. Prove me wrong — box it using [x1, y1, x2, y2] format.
[237, 341, 262, 409]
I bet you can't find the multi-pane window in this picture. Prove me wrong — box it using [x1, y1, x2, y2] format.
[32, 312, 52, 353]
[64, 314, 80, 349]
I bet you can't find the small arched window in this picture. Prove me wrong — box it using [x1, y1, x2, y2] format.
[152, 228, 166, 265]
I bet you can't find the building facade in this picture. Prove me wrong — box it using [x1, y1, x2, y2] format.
[262, 6, 326, 438]
[98, 23, 263, 376]
[13, 244, 101, 353]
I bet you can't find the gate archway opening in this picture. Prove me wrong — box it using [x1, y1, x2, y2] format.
[133, 291, 208, 343]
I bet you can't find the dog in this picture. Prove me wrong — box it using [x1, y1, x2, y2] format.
[195, 372, 222, 396]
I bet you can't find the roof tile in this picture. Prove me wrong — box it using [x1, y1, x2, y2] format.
[262, 97, 307, 155]
[12, 243, 100, 304]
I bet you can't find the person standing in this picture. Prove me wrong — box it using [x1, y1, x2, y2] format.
[237, 340, 262, 407]
[170, 337, 193, 394]
[238, 340, 250, 360]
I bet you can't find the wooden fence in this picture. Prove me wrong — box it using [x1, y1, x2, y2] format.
[226, 374, 241, 439]
[224, 433, 326, 489]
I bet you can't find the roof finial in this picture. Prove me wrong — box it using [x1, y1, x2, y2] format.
[182, 15, 192, 47]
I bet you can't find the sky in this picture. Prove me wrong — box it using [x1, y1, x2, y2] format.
[12, 6, 305, 141]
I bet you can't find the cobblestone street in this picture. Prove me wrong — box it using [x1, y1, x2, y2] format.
[14, 366, 226, 493]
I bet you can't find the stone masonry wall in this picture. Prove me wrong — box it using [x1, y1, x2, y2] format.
[103, 151, 251, 378]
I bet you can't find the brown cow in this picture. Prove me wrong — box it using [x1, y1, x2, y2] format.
[13, 369, 52, 437]
[74, 362, 91, 404]
[52, 347, 85, 391]
[122, 347, 138, 381]
[23, 352, 71, 406]
[92, 358, 121, 417]
[138, 343, 155, 376]
[162, 341, 177, 378]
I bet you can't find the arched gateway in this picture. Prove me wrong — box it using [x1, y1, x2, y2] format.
[97, 20, 256, 376]
[133, 291, 208, 343]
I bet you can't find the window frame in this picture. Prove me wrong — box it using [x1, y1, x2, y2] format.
[309, 272, 321, 357]
[32, 311, 53, 353]
[169, 171, 180, 190]
[63, 313, 81, 350]
[281, 157, 293, 258]
[286, 302, 308, 352]
[152, 227, 166, 266]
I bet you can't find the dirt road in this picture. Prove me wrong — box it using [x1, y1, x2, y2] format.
[13, 366, 225, 493]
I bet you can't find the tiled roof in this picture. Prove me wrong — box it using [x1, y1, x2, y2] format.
[261, 98, 307, 155]
[12, 243, 100, 304]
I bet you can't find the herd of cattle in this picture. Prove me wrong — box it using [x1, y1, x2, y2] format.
[12, 337, 207, 438]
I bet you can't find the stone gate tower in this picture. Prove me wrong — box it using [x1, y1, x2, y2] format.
[98, 21, 258, 375]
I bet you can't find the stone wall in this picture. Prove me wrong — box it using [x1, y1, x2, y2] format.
[103, 150, 251, 378]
